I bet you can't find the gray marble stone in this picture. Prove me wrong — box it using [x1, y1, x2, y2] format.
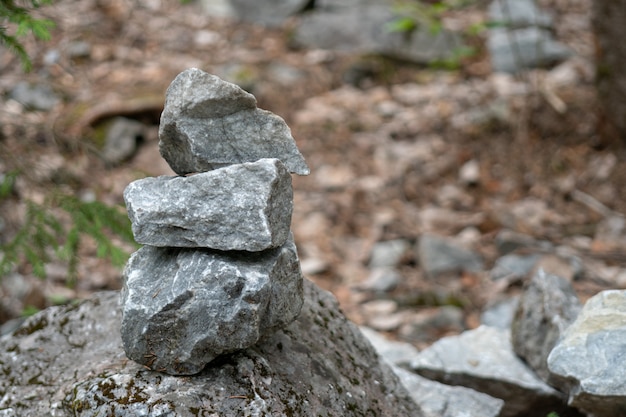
[511, 269, 581, 386]
[120, 236, 304, 375]
[548, 290, 626, 417]
[124, 158, 293, 251]
[411, 325, 573, 417]
[158, 68, 309, 176]
[394, 367, 504, 417]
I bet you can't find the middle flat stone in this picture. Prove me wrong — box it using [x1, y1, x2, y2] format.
[124, 158, 292, 251]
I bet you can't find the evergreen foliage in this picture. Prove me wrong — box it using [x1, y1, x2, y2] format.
[0, 172, 137, 287]
[0, 0, 56, 71]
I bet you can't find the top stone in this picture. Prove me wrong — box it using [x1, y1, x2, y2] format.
[158, 68, 310, 176]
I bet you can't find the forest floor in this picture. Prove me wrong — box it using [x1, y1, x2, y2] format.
[1, 0, 625, 345]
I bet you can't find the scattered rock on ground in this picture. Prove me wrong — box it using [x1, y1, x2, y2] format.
[487, 0, 571, 73]
[417, 233, 484, 279]
[9, 81, 60, 111]
[548, 290, 626, 417]
[394, 367, 505, 417]
[229, 0, 311, 26]
[410, 325, 576, 417]
[511, 269, 582, 386]
[293, 2, 461, 65]
[101, 117, 144, 165]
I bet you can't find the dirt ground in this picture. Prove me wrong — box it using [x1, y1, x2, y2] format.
[1, 0, 625, 343]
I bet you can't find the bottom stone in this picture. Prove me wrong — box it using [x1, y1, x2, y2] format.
[120, 236, 304, 375]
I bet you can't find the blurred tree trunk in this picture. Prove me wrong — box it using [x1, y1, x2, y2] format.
[592, 0, 626, 145]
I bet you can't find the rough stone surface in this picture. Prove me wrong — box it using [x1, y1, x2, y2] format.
[0, 281, 424, 416]
[158, 68, 309, 176]
[361, 325, 504, 417]
[548, 290, 626, 417]
[124, 158, 293, 251]
[410, 325, 574, 417]
[511, 269, 582, 386]
[121, 236, 304, 375]
[394, 367, 504, 417]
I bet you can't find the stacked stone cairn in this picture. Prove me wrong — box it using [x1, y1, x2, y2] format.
[120, 68, 310, 376]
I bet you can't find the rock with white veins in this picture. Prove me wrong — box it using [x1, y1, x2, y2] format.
[120, 236, 304, 375]
[124, 158, 293, 251]
[158, 68, 310, 176]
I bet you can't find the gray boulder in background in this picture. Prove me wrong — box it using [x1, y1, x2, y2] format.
[487, 0, 571, 73]
[394, 367, 504, 417]
[0, 280, 425, 416]
[489, 0, 553, 28]
[511, 269, 582, 387]
[158, 68, 309, 176]
[120, 236, 304, 375]
[548, 290, 626, 417]
[410, 325, 574, 417]
[417, 233, 484, 278]
[293, 3, 460, 65]
[101, 116, 144, 166]
[229, 0, 310, 26]
[124, 158, 293, 251]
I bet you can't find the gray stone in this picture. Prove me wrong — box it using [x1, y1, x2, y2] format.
[480, 296, 519, 329]
[511, 269, 582, 386]
[229, 0, 311, 26]
[10, 81, 60, 111]
[293, 4, 461, 65]
[400, 306, 466, 344]
[494, 229, 551, 255]
[369, 239, 409, 269]
[393, 367, 504, 417]
[410, 325, 572, 417]
[548, 290, 626, 417]
[199, 0, 235, 18]
[417, 233, 483, 278]
[360, 325, 419, 368]
[358, 267, 401, 292]
[361, 322, 504, 417]
[158, 68, 309, 176]
[102, 117, 144, 165]
[488, 27, 571, 73]
[124, 158, 293, 251]
[488, 0, 553, 29]
[121, 236, 304, 375]
[65, 40, 92, 59]
[487, 0, 570, 73]
[0, 281, 424, 416]
[490, 253, 540, 282]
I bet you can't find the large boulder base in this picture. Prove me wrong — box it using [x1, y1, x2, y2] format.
[124, 158, 293, 251]
[121, 237, 304, 375]
[0, 280, 424, 416]
[158, 68, 309, 176]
